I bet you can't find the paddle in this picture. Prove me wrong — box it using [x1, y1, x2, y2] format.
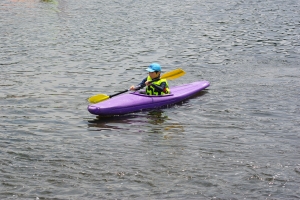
[88, 68, 185, 104]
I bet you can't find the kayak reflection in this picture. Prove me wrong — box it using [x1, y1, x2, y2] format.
[87, 114, 141, 130]
[87, 110, 169, 130]
[146, 109, 168, 125]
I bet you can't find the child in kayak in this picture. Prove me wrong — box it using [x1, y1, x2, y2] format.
[129, 63, 170, 95]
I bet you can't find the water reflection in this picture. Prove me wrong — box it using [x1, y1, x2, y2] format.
[145, 109, 185, 137]
[87, 109, 185, 137]
[146, 109, 168, 125]
[87, 114, 141, 130]
[87, 109, 170, 130]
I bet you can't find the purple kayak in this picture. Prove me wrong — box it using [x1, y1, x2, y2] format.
[88, 81, 210, 116]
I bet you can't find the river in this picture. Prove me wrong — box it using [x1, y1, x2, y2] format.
[0, 0, 299, 199]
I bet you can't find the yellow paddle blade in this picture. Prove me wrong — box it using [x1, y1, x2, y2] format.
[88, 94, 110, 104]
[161, 68, 185, 80]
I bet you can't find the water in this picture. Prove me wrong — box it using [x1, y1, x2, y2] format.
[1, 0, 299, 199]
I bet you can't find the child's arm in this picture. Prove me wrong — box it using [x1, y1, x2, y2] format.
[129, 77, 147, 90]
[137, 77, 147, 89]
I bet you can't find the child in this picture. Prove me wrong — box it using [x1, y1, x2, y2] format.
[129, 63, 170, 95]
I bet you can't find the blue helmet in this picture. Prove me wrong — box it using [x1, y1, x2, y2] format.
[146, 63, 161, 72]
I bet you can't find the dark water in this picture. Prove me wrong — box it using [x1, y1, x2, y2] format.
[1, 0, 300, 199]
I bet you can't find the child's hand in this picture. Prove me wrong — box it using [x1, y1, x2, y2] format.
[145, 81, 152, 86]
[129, 85, 136, 91]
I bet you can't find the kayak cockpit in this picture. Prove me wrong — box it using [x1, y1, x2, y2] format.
[131, 91, 174, 97]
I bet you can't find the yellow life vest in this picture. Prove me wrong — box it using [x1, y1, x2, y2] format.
[145, 76, 170, 95]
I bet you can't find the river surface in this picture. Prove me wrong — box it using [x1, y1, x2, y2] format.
[1, 0, 300, 199]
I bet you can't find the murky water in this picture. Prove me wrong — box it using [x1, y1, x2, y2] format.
[1, 0, 299, 199]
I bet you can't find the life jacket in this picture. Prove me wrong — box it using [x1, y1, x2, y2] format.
[145, 75, 170, 95]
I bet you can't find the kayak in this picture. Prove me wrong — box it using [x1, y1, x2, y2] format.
[88, 81, 210, 116]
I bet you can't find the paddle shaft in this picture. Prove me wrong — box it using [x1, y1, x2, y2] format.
[109, 89, 129, 98]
